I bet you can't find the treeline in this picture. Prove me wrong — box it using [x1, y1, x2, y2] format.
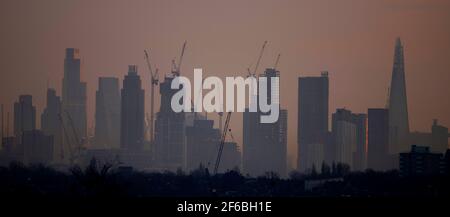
[0, 159, 449, 198]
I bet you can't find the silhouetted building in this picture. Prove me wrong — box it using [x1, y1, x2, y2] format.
[120, 65, 145, 151]
[218, 142, 241, 173]
[298, 72, 329, 171]
[62, 48, 87, 152]
[353, 113, 367, 171]
[95, 77, 121, 149]
[186, 119, 220, 171]
[22, 130, 53, 165]
[408, 119, 449, 154]
[41, 88, 62, 162]
[399, 145, 442, 176]
[388, 38, 410, 154]
[444, 150, 450, 175]
[332, 108, 357, 168]
[367, 108, 390, 170]
[243, 68, 287, 177]
[0, 137, 19, 166]
[431, 119, 449, 153]
[154, 75, 186, 170]
[14, 95, 36, 139]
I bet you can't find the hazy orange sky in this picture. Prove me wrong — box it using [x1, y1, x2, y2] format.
[1, 0, 450, 166]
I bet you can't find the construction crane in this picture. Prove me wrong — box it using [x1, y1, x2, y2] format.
[247, 41, 268, 77]
[171, 41, 187, 77]
[214, 111, 232, 175]
[273, 53, 281, 71]
[144, 49, 159, 144]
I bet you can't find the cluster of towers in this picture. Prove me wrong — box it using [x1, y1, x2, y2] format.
[297, 38, 449, 173]
[1, 38, 448, 177]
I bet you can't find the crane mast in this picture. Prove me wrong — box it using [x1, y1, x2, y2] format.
[214, 111, 232, 175]
[273, 53, 281, 71]
[144, 49, 159, 144]
[248, 41, 268, 77]
[172, 41, 187, 77]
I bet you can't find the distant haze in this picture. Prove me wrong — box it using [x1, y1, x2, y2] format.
[1, 0, 450, 166]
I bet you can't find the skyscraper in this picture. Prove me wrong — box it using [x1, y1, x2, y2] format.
[243, 68, 287, 177]
[331, 108, 357, 168]
[218, 142, 242, 173]
[14, 95, 36, 138]
[62, 48, 87, 150]
[154, 76, 186, 170]
[388, 38, 410, 154]
[95, 77, 121, 149]
[120, 65, 145, 151]
[186, 119, 220, 172]
[22, 130, 54, 165]
[353, 113, 367, 171]
[41, 88, 62, 162]
[298, 72, 329, 171]
[367, 108, 390, 171]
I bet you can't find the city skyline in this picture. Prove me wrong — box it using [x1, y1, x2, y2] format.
[1, 0, 450, 167]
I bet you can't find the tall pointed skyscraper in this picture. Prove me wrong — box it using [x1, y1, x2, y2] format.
[388, 38, 410, 154]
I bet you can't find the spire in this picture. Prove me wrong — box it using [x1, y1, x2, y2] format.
[388, 37, 410, 154]
[395, 37, 402, 47]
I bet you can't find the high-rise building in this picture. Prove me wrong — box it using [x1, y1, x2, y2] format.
[14, 95, 36, 138]
[243, 68, 287, 177]
[95, 77, 121, 149]
[41, 88, 62, 162]
[330, 109, 367, 170]
[218, 142, 242, 173]
[62, 48, 87, 151]
[332, 108, 357, 168]
[186, 119, 220, 172]
[388, 38, 410, 154]
[154, 76, 186, 171]
[22, 130, 54, 165]
[353, 113, 367, 171]
[120, 65, 145, 151]
[298, 72, 329, 171]
[367, 108, 390, 171]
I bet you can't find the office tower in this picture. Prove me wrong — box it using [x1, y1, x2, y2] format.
[367, 108, 390, 170]
[22, 130, 54, 165]
[14, 95, 36, 138]
[431, 119, 449, 153]
[120, 65, 145, 151]
[353, 113, 367, 171]
[154, 76, 186, 170]
[95, 77, 121, 149]
[332, 108, 357, 168]
[41, 88, 62, 162]
[62, 48, 87, 150]
[218, 142, 242, 173]
[298, 72, 329, 171]
[186, 119, 220, 172]
[388, 38, 410, 154]
[243, 68, 287, 177]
